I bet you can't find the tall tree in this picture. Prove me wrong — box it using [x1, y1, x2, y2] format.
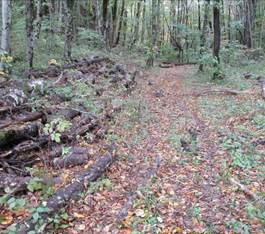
[115, 0, 125, 46]
[92, 0, 100, 33]
[213, 0, 221, 62]
[199, 0, 210, 71]
[1, 0, 10, 52]
[25, 0, 34, 68]
[102, 0, 110, 49]
[244, 0, 253, 48]
[63, 0, 74, 59]
[151, 0, 157, 46]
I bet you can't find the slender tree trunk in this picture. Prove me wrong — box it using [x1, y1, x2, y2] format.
[244, 0, 253, 48]
[115, 0, 125, 46]
[26, 0, 34, 69]
[34, 0, 42, 42]
[92, 0, 100, 32]
[111, 0, 118, 46]
[141, 0, 146, 43]
[102, 0, 110, 49]
[228, 2, 231, 42]
[198, 0, 201, 31]
[213, 0, 221, 62]
[170, 0, 177, 44]
[151, 0, 157, 46]
[132, 0, 141, 45]
[63, 0, 74, 60]
[122, 10, 127, 46]
[1, 0, 10, 52]
[199, 0, 210, 71]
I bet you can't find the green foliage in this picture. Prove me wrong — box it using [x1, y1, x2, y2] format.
[78, 28, 105, 48]
[0, 51, 13, 75]
[43, 118, 72, 143]
[27, 177, 54, 198]
[226, 219, 250, 234]
[253, 114, 265, 130]
[0, 195, 27, 211]
[88, 178, 112, 194]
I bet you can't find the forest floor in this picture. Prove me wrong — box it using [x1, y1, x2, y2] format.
[68, 65, 265, 233]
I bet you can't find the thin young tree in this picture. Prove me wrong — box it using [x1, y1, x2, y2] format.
[199, 0, 210, 71]
[1, 0, 10, 52]
[63, 0, 74, 60]
[213, 0, 221, 63]
[26, 0, 34, 68]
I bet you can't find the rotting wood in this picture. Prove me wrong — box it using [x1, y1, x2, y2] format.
[0, 123, 39, 148]
[19, 148, 115, 234]
[229, 178, 265, 205]
[117, 155, 161, 223]
[53, 147, 89, 168]
[0, 111, 45, 129]
[0, 172, 30, 195]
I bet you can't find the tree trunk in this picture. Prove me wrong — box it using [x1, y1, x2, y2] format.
[25, 0, 34, 69]
[111, 0, 118, 46]
[198, 0, 201, 31]
[132, 0, 141, 45]
[151, 0, 157, 46]
[115, 0, 125, 46]
[213, 0, 221, 62]
[1, 0, 10, 52]
[92, 0, 100, 32]
[170, 0, 177, 44]
[102, 0, 110, 50]
[244, 0, 253, 48]
[199, 0, 210, 71]
[63, 0, 74, 60]
[141, 0, 146, 43]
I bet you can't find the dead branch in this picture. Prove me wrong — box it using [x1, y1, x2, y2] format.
[52, 147, 89, 168]
[0, 112, 45, 129]
[0, 123, 39, 148]
[117, 155, 161, 223]
[19, 149, 115, 234]
[229, 178, 264, 204]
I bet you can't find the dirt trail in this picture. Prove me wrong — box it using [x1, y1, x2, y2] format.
[72, 66, 262, 233]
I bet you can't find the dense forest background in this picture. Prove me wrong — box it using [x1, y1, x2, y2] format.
[1, 0, 265, 76]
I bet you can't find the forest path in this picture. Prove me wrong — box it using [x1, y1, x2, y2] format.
[73, 65, 262, 233]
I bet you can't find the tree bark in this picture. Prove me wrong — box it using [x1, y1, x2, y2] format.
[1, 0, 10, 52]
[115, 0, 125, 46]
[92, 0, 100, 32]
[244, 0, 253, 48]
[111, 0, 118, 46]
[25, 0, 34, 68]
[102, 0, 110, 50]
[151, 0, 157, 46]
[199, 0, 210, 71]
[213, 0, 221, 62]
[63, 0, 74, 60]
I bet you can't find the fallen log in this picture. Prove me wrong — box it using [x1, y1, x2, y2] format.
[53, 147, 89, 168]
[19, 149, 115, 234]
[230, 178, 265, 205]
[0, 136, 48, 160]
[117, 155, 161, 223]
[0, 105, 31, 117]
[0, 123, 39, 148]
[195, 88, 254, 96]
[25, 57, 109, 79]
[0, 112, 44, 129]
[0, 172, 30, 195]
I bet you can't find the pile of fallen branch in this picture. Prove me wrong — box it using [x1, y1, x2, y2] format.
[0, 57, 134, 176]
[0, 56, 136, 201]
